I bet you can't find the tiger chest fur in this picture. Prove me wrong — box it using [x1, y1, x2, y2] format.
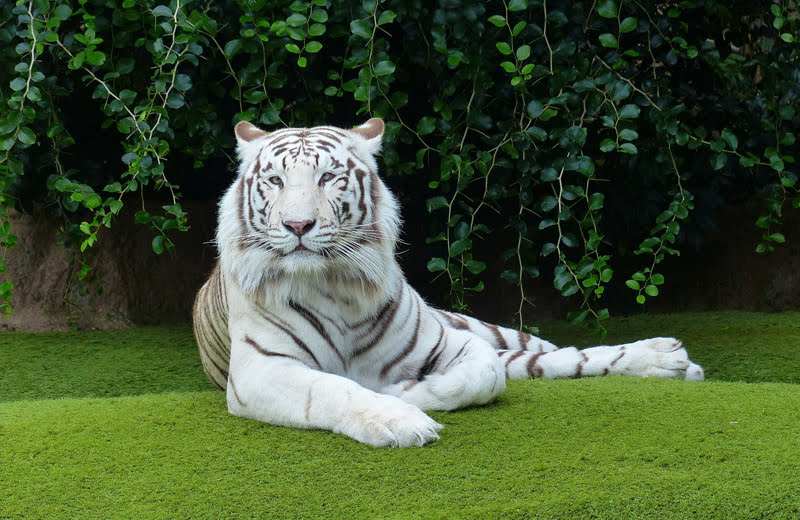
[193, 118, 704, 447]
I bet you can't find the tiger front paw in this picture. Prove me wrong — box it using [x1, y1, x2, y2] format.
[338, 395, 443, 447]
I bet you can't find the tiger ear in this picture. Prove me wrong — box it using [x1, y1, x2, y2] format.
[234, 121, 268, 146]
[351, 118, 384, 155]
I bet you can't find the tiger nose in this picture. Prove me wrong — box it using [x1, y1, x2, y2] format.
[282, 219, 316, 237]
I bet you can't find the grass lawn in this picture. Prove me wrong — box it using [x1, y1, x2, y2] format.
[2, 311, 800, 519]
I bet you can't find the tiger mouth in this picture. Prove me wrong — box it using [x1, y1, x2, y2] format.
[290, 244, 318, 255]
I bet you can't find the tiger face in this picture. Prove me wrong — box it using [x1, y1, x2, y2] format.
[218, 119, 401, 300]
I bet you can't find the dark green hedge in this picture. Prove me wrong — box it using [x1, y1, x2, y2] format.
[1, 0, 797, 331]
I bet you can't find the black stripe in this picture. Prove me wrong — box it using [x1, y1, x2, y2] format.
[350, 286, 404, 358]
[258, 315, 322, 368]
[437, 309, 470, 330]
[444, 342, 469, 370]
[504, 350, 527, 368]
[486, 322, 509, 350]
[243, 334, 303, 363]
[517, 330, 532, 350]
[228, 373, 246, 407]
[416, 325, 446, 380]
[289, 301, 346, 367]
[527, 352, 545, 378]
[380, 297, 422, 379]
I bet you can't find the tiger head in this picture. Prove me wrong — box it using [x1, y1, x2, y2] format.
[217, 118, 402, 303]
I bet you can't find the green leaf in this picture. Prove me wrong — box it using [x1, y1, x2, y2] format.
[501, 270, 520, 284]
[739, 156, 757, 167]
[526, 100, 544, 119]
[151, 5, 173, 18]
[449, 238, 472, 257]
[721, 128, 738, 150]
[618, 104, 641, 119]
[350, 19, 372, 39]
[285, 43, 301, 54]
[496, 42, 513, 55]
[308, 23, 326, 37]
[770, 232, 786, 244]
[599, 138, 616, 152]
[166, 93, 185, 109]
[619, 128, 638, 141]
[500, 61, 516, 73]
[710, 153, 727, 170]
[152, 235, 165, 255]
[508, 0, 528, 11]
[588, 193, 605, 211]
[223, 39, 242, 58]
[54, 4, 73, 20]
[417, 116, 436, 136]
[121, 152, 138, 165]
[599, 33, 618, 48]
[9, 77, 25, 92]
[311, 9, 329, 23]
[488, 15, 506, 27]
[305, 41, 323, 53]
[286, 13, 307, 27]
[466, 260, 487, 274]
[619, 142, 638, 154]
[373, 60, 395, 77]
[645, 285, 659, 297]
[427, 257, 447, 272]
[539, 167, 558, 182]
[377, 10, 395, 25]
[515, 45, 531, 61]
[17, 127, 35, 145]
[710, 139, 725, 152]
[565, 126, 587, 146]
[597, 0, 617, 18]
[572, 79, 595, 93]
[540, 195, 558, 212]
[619, 17, 637, 33]
[426, 195, 448, 212]
[541, 242, 556, 256]
[174, 74, 192, 91]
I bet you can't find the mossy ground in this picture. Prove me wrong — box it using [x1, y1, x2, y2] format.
[2, 311, 800, 519]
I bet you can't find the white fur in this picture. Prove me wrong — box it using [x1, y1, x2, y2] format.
[205, 119, 705, 448]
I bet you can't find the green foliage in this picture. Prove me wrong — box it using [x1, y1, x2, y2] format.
[0, 1, 797, 328]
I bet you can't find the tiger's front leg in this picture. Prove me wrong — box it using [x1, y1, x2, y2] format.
[381, 327, 507, 411]
[226, 316, 441, 447]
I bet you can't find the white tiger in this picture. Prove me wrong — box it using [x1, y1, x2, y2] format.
[192, 118, 704, 447]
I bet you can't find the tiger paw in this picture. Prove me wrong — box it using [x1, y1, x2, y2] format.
[338, 395, 443, 447]
[615, 337, 704, 381]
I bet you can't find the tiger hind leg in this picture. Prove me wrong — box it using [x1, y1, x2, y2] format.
[500, 337, 704, 381]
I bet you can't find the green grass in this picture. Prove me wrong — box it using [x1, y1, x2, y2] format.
[2, 311, 800, 519]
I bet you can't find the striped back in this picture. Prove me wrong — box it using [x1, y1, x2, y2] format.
[192, 263, 230, 390]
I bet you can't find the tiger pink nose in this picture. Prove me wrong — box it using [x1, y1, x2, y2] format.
[282, 219, 316, 237]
